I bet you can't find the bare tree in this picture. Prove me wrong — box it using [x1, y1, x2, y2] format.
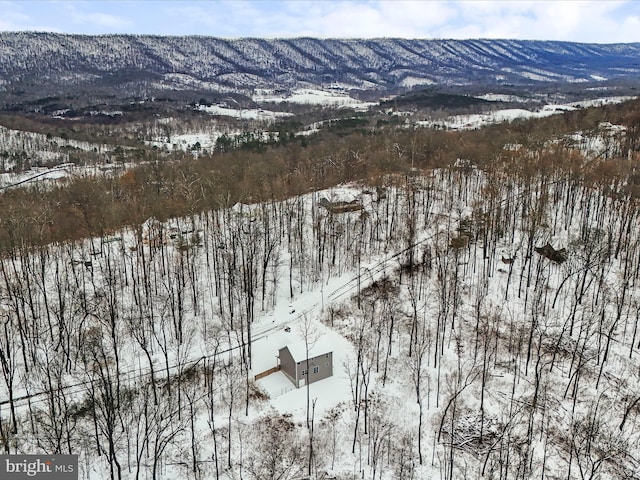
[245, 415, 304, 480]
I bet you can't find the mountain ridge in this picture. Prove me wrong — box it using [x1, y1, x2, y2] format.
[1, 33, 640, 108]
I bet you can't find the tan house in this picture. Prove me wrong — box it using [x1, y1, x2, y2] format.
[278, 340, 333, 388]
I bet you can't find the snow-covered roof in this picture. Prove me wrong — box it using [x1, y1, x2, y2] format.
[281, 336, 333, 363]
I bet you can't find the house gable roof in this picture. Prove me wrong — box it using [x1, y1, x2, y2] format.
[281, 336, 333, 363]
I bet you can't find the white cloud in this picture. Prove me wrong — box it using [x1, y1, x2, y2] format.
[247, 1, 457, 38]
[434, 0, 638, 42]
[0, 0, 131, 33]
[311, 1, 455, 38]
[81, 12, 133, 30]
[218, 0, 640, 42]
[0, 1, 45, 31]
[62, 2, 133, 31]
[0, 1, 62, 32]
[161, 1, 263, 36]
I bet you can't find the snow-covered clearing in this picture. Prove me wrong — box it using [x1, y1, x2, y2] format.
[0, 125, 116, 169]
[398, 76, 437, 88]
[419, 96, 636, 130]
[570, 95, 636, 107]
[562, 121, 627, 159]
[147, 131, 228, 153]
[0, 164, 71, 189]
[0, 162, 129, 189]
[253, 87, 376, 110]
[197, 104, 293, 120]
[474, 93, 535, 103]
[419, 107, 560, 130]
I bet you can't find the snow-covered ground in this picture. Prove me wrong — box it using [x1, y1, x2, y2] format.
[197, 104, 294, 120]
[418, 96, 636, 130]
[3, 160, 640, 479]
[570, 95, 636, 107]
[399, 76, 437, 88]
[253, 87, 377, 111]
[0, 125, 116, 169]
[0, 164, 71, 189]
[474, 93, 536, 103]
[563, 121, 627, 159]
[419, 107, 561, 130]
[0, 162, 128, 189]
[1, 93, 640, 479]
[147, 131, 228, 153]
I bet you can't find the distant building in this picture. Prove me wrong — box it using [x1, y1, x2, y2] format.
[278, 340, 333, 388]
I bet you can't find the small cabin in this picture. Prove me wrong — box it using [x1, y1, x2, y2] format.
[278, 340, 333, 388]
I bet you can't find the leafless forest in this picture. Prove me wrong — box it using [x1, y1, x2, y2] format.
[1, 98, 640, 479]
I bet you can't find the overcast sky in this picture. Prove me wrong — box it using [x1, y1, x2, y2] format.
[1, 1, 639, 43]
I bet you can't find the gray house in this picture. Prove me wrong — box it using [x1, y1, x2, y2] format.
[278, 339, 333, 388]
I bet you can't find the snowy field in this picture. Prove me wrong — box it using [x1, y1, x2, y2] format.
[147, 131, 229, 153]
[0, 125, 118, 169]
[419, 95, 636, 130]
[197, 104, 294, 120]
[0, 162, 130, 189]
[253, 87, 377, 110]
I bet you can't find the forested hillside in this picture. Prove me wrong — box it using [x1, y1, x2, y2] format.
[1, 96, 640, 479]
[2, 33, 640, 110]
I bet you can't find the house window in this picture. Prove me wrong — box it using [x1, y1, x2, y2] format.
[302, 369, 308, 376]
[325, 362, 329, 367]
[313, 366, 319, 374]
[325, 354, 329, 358]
